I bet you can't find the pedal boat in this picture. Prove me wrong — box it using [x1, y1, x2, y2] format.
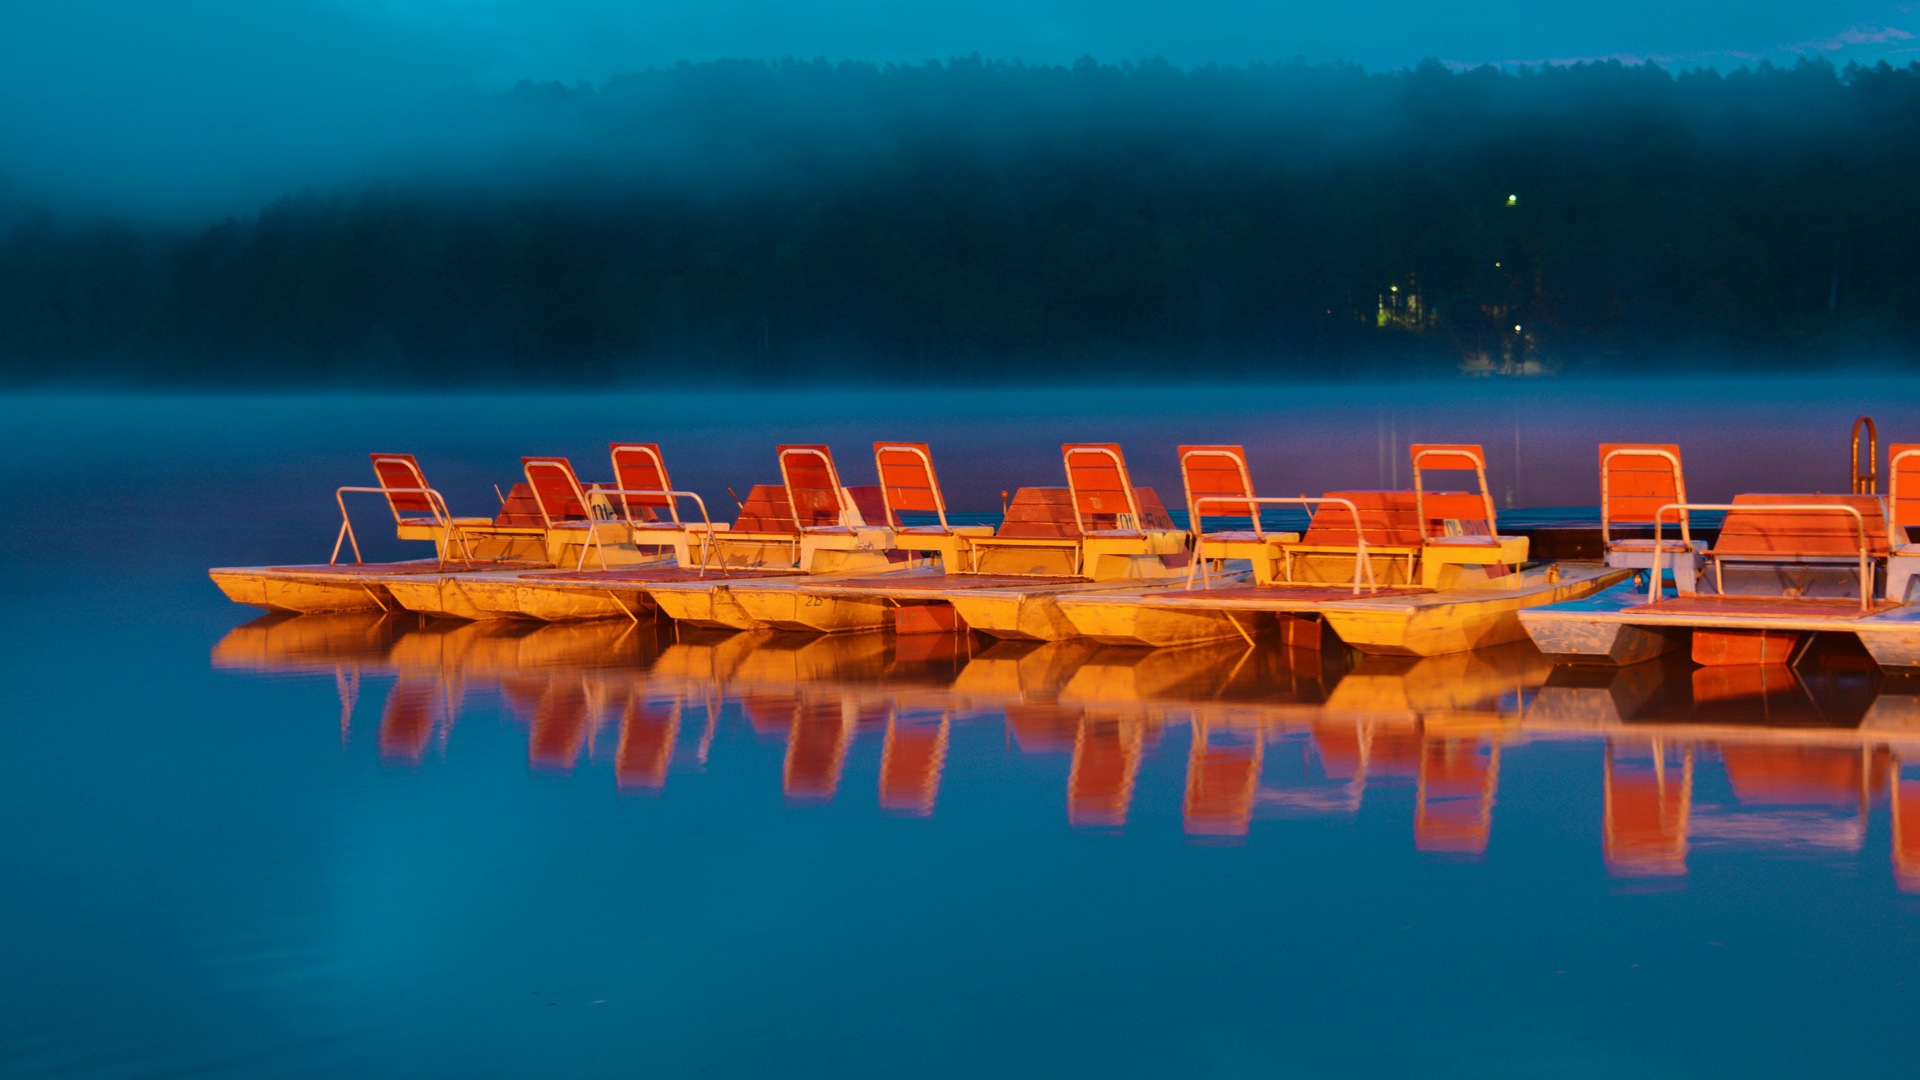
[1057, 444, 1627, 655]
[1521, 479, 1920, 668]
[210, 452, 553, 614]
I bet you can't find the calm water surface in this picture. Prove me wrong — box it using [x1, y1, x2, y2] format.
[4, 381, 1919, 1078]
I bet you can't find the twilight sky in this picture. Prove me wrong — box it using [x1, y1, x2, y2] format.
[4, 1, 1917, 220]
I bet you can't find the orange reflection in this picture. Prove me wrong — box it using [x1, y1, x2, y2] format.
[1719, 745, 1883, 811]
[528, 681, 590, 772]
[1414, 735, 1500, 855]
[879, 711, 949, 816]
[213, 611, 1920, 891]
[1184, 722, 1262, 839]
[785, 699, 852, 801]
[1068, 714, 1142, 828]
[377, 677, 441, 766]
[1895, 756, 1920, 893]
[1603, 739, 1692, 878]
[616, 701, 678, 791]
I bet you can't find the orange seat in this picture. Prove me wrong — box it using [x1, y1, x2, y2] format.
[332, 452, 498, 565]
[1705, 493, 1888, 606]
[1599, 443, 1702, 593]
[523, 455, 623, 569]
[875, 442, 957, 531]
[608, 442, 671, 525]
[965, 444, 1183, 578]
[1887, 444, 1920, 601]
[778, 444, 850, 530]
[1178, 444, 1316, 587]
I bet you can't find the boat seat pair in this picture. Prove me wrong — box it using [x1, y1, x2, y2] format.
[960, 444, 1186, 580]
[1180, 444, 1526, 591]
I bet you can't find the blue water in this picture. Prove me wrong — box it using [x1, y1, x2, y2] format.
[4, 382, 1920, 1078]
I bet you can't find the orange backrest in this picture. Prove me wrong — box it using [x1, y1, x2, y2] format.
[371, 453, 436, 517]
[521, 456, 590, 525]
[1712, 493, 1890, 558]
[1890, 444, 1920, 537]
[1599, 443, 1686, 535]
[778, 445, 847, 529]
[1133, 488, 1176, 531]
[995, 487, 1081, 539]
[733, 484, 800, 534]
[1410, 444, 1496, 538]
[874, 442, 948, 521]
[491, 482, 543, 528]
[1299, 491, 1426, 548]
[1063, 443, 1143, 531]
[1179, 445, 1258, 526]
[609, 442, 672, 516]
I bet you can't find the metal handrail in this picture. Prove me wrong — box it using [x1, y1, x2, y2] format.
[332, 485, 472, 566]
[1651, 500, 1874, 610]
[1189, 495, 1375, 594]
[1853, 415, 1878, 495]
[593, 486, 719, 574]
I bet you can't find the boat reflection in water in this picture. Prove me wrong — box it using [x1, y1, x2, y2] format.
[214, 614, 1920, 886]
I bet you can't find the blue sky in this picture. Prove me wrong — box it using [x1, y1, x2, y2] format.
[4, 1, 1918, 219]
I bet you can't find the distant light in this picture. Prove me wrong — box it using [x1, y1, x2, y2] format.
[1506, 194, 1518, 206]
[1494, 261, 1501, 268]
[1390, 285, 1398, 293]
[1513, 324, 1523, 333]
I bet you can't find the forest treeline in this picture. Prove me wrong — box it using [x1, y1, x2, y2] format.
[4, 56, 1920, 386]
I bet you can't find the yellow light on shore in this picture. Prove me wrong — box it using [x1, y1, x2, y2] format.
[1506, 194, 1518, 205]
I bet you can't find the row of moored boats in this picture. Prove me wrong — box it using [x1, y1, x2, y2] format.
[210, 431, 1920, 668]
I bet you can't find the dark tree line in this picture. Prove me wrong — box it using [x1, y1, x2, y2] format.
[4, 56, 1920, 386]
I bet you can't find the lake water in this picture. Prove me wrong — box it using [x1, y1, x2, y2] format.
[4, 380, 1920, 1078]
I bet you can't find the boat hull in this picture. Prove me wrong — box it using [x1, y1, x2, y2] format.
[209, 568, 393, 613]
[1060, 564, 1627, 656]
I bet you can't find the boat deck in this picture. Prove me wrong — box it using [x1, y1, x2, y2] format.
[526, 566, 804, 585]
[1520, 580, 1920, 668]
